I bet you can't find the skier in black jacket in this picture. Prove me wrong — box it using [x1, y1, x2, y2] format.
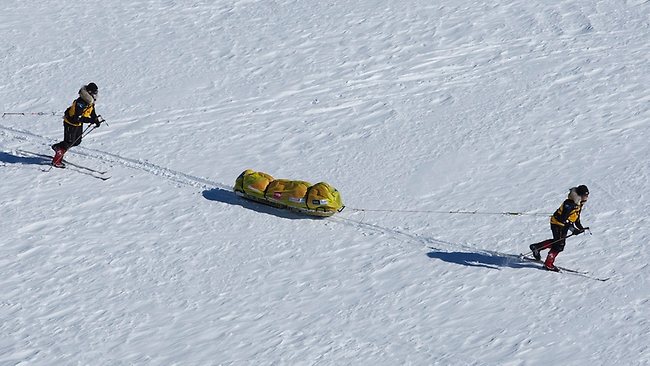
[51, 83, 103, 167]
[529, 185, 590, 271]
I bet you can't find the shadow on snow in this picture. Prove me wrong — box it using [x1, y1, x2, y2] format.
[426, 248, 540, 271]
[0, 151, 48, 166]
[330, 214, 539, 271]
[202, 187, 317, 220]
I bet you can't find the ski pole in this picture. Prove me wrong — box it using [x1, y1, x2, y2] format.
[2, 111, 59, 118]
[47, 123, 101, 171]
[522, 233, 577, 257]
[67, 124, 97, 149]
[62, 116, 106, 151]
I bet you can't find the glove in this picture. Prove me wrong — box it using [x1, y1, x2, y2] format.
[93, 116, 104, 128]
[573, 225, 590, 235]
[565, 222, 577, 233]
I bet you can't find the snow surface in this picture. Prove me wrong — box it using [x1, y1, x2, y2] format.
[1, 0, 649, 365]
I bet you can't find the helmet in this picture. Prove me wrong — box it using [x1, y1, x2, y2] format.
[86, 82, 98, 95]
[576, 185, 589, 196]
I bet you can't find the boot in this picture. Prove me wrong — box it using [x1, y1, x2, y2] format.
[544, 250, 560, 272]
[52, 148, 66, 168]
[529, 244, 542, 261]
[529, 239, 552, 261]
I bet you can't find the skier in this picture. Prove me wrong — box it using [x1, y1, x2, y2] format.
[529, 185, 590, 271]
[51, 82, 103, 168]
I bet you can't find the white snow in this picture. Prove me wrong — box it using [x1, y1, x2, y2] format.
[1, 0, 649, 365]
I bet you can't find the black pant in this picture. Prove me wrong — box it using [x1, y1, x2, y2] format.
[550, 223, 570, 252]
[52, 123, 83, 151]
[532, 223, 570, 253]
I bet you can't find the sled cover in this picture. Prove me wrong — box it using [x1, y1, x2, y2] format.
[234, 170, 344, 215]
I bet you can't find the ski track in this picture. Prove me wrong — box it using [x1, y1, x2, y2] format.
[0, 124, 232, 191]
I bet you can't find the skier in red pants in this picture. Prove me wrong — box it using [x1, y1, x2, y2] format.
[51, 83, 102, 168]
[529, 185, 590, 271]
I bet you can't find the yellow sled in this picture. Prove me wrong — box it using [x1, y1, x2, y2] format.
[234, 169, 345, 217]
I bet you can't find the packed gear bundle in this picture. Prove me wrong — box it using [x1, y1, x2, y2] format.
[234, 169, 344, 217]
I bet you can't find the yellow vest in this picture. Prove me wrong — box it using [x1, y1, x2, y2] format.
[550, 200, 582, 226]
[64, 99, 94, 127]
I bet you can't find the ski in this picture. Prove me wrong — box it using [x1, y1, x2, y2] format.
[16, 150, 111, 180]
[17, 149, 109, 174]
[520, 255, 588, 274]
[62, 159, 109, 175]
[45, 164, 111, 180]
[519, 254, 609, 282]
[553, 268, 610, 282]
